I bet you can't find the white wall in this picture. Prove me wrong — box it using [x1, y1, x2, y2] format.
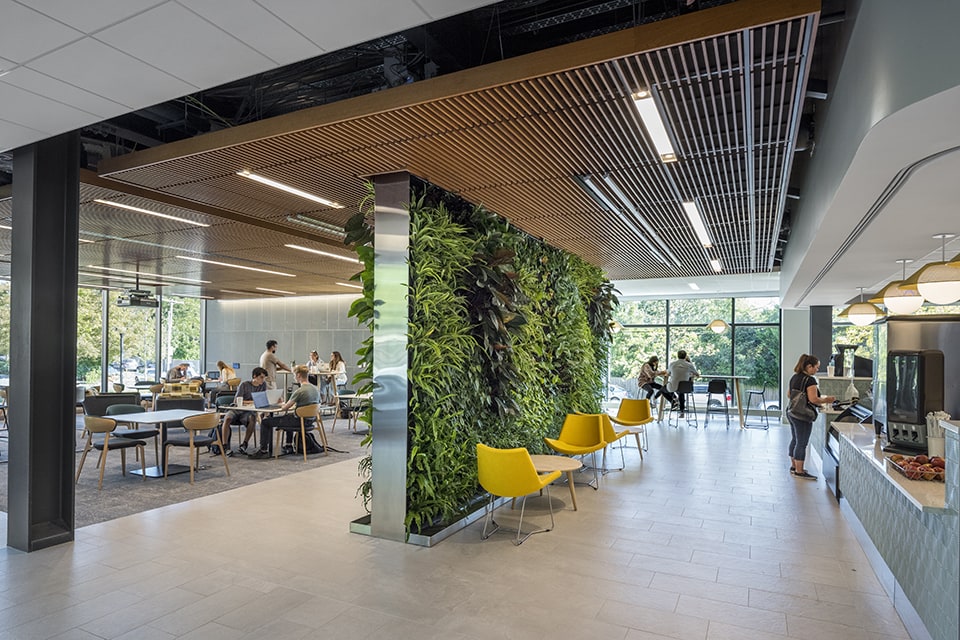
[204, 294, 367, 385]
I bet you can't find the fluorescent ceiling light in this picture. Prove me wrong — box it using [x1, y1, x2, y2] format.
[177, 255, 296, 277]
[688, 283, 700, 291]
[336, 282, 363, 289]
[285, 244, 359, 263]
[237, 170, 343, 209]
[220, 289, 257, 296]
[0, 224, 11, 230]
[632, 91, 677, 163]
[710, 259, 722, 273]
[256, 287, 296, 295]
[286, 215, 347, 238]
[682, 201, 713, 248]
[86, 265, 210, 284]
[175, 293, 215, 300]
[93, 199, 209, 227]
[79, 271, 164, 287]
[79, 238, 94, 243]
[599, 174, 679, 265]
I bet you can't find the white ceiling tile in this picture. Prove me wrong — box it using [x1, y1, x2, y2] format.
[20, 0, 171, 34]
[5, 66, 126, 118]
[0, 79, 100, 131]
[94, 2, 276, 88]
[28, 38, 196, 109]
[0, 119, 46, 153]
[416, 0, 498, 19]
[257, 0, 427, 50]
[179, 0, 323, 65]
[0, 0, 82, 63]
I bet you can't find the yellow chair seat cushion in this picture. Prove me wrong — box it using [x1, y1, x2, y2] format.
[544, 437, 605, 456]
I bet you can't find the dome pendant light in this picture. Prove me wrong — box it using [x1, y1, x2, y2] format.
[916, 233, 960, 305]
[707, 319, 729, 334]
[882, 259, 925, 314]
[843, 287, 884, 326]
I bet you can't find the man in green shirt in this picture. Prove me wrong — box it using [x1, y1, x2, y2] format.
[249, 365, 320, 458]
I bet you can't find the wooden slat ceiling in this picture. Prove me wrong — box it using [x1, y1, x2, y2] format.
[84, 0, 819, 295]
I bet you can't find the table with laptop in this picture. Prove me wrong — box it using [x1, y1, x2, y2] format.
[216, 389, 289, 453]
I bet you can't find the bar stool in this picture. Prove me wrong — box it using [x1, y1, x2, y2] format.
[704, 379, 731, 428]
[745, 384, 770, 430]
[668, 380, 698, 428]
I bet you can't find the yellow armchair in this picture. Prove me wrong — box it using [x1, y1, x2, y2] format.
[544, 413, 606, 489]
[477, 443, 562, 545]
[600, 413, 632, 470]
[610, 398, 653, 453]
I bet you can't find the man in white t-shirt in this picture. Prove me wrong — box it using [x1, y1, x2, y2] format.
[667, 350, 699, 416]
[259, 339, 290, 390]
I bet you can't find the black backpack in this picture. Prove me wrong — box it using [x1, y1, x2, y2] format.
[294, 431, 325, 454]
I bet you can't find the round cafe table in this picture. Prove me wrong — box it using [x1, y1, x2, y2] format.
[529, 454, 583, 511]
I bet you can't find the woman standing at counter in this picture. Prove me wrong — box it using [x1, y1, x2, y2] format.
[787, 354, 836, 480]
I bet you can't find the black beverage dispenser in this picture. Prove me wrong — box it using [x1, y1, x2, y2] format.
[885, 349, 944, 452]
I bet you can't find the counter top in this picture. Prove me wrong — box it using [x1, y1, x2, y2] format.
[832, 421, 950, 513]
[818, 375, 872, 381]
[939, 419, 959, 435]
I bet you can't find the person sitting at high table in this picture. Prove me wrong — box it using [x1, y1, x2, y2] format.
[224, 367, 268, 456]
[319, 351, 347, 405]
[165, 362, 188, 382]
[667, 349, 699, 417]
[249, 365, 320, 459]
[638, 355, 673, 406]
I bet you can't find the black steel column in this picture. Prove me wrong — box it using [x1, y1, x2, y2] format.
[8, 132, 80, 551]
[810, 305, 833, 373]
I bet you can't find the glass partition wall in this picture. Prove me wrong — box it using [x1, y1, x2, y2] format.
[610, 296, 781, 410]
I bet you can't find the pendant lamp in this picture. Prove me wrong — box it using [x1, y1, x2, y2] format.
[912, 233, 960, 305]
[707, 319, 728, 334]
[842, 288, 884, 326]
[881, 259, 925, 314]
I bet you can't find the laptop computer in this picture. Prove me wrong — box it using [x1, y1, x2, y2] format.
[251, 390, 282, 409]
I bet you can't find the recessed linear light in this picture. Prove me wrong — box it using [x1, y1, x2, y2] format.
[220, 289, 257, 296]
[576, 175, 670, 264]
[286, 215, 347, 239]
[285, 244, 359, 263]
[336, 282, 363, 290]
[688, 283, 700, 291]
[174, 293, 215, 300]
[681, 201, 713, 248]
[237, 170, 344, 209]
[177, 255, 296, 277]
[0, 224, 11, 230]
[710, 259, 723, 273]
[86, 265, 210, 284]
[79, 238, 94, 243]
[93, 199, 209, 227]
[79, 271, 165, 287]
[632, 90, 678, 163]
[599, 174, 680, 265]
[256, 287, 297, 295]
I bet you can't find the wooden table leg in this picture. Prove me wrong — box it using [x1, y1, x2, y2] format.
[565, 470, 578, 510]
[734, 379, 746, 428]
[634, 432, 643, 460]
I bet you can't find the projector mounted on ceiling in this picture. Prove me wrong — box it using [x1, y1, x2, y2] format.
[117, 288, 158, 308]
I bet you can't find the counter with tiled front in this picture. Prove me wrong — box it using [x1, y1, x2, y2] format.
[832, 419, 958, 640]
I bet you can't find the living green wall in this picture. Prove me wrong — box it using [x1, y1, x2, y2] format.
[348, 181, 616, 534]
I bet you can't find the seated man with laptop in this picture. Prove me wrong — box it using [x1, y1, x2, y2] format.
[249, 365, 320, 458]
[222, 367, 268, 456]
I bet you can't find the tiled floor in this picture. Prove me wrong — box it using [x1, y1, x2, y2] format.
[0, 419, 913, 639]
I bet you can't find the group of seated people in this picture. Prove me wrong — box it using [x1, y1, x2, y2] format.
[212, 343, 349, 458]
[637, 350, 700, 416]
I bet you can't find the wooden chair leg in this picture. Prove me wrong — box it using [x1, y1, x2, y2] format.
[301, 424, 307, 461]
[214, 431, 230, 477]
[316, 422, 329, 456]
[75, 439, 92, 484]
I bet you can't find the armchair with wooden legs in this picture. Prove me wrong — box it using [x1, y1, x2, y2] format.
[76, 416, 146, 490]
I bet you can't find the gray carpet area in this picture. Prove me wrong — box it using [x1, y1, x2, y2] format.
[0, 412, 368, 528]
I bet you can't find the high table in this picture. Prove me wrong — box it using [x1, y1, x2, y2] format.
[123, 408, 209, 478]
[700, 374, 751, 428]
[529, 454, 583, 511]
[274, 370, 296, 400]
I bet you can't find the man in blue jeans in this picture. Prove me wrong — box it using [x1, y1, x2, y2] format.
[249, 365, 320, 458]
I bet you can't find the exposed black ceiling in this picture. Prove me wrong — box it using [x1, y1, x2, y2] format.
[2, 0, 846, 256]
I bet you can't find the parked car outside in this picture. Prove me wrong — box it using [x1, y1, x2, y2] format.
[691, 382, 732, 409]
[607, 384, 629, 402]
